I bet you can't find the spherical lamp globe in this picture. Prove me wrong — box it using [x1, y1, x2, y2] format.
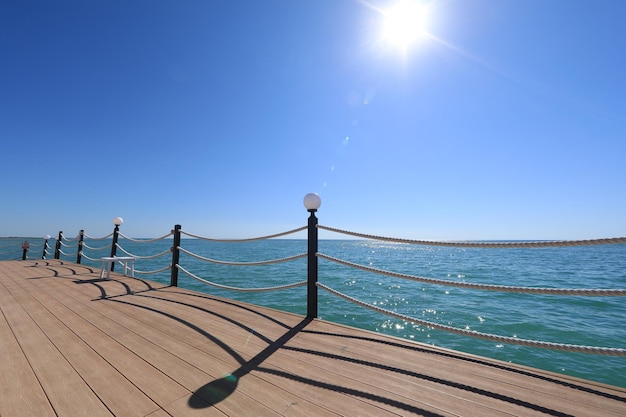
[303, 193, 322, 211]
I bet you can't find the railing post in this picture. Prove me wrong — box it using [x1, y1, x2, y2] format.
[21, 240, 30, 260]
[304, 193, 322, 319]
[42, 235, 50, 259]
[54, 231, 62, 259]
[170, 224, 182, 287]
[76, 230, 84, 264]
[110, 224, 120, 271]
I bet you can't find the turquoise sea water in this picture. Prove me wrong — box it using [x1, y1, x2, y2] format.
[2, 236, 625, 388]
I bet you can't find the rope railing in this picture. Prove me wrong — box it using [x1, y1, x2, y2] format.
[59, 249, 77, 257]
[115, 244, 172, 260]
[176, 264, 307, 292]
[318, 253, 626, 296]
[180, 226, 307, 242]
[0, 242, 19, 249]
[83, 231, 114, 240]
[19, 198, 624, 359]
[317, 283, 626, 356]
[178, 246, 307, 266]
[134, 265, 172, 275]
[318, 225, 626, 248]
[79, 252, 102, 262]
[82, 242, 111, 251]
[118, 232, 173, 243]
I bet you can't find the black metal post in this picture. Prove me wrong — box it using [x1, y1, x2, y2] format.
[307, 209, 319, 319]
[110, 224, 120, 271]
[170, 224, 182, 287]
[42, 237, 49, 260]
[76, 230, 84, 264]
[54, 231, 62, 259]
[21, 240, 30, 260]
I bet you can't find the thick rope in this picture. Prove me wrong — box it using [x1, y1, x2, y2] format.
[178, 246, 306, 266]
[0, 242, 20, 249]
[79, 252, 101, 262]
[81, 242, 111, 251]
[318, 225, 626, 248]
[317, 283, 626, 356]
[118, 232, 173, 243]
[61, 235, 79, 243]
[134, 265, 171, 275]
[83, 231, 114, 240]
[180, 226, 307, 242]
[318, 253, 626, 296]
[59, 240, 74, 248]
[58, 250, 76, 257]
[176, 264, 307, 292]
[115, 244, 172, 260]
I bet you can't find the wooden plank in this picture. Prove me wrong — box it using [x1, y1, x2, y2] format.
[58, 266, 626, 415]
[25, 263, 346, 416]
[0, 310, 56, 417]
[5, 271, 165, 417]
[0, 279, 113, 417]
[2, 260, 626, 417]
[295, 320, 626, 416]
[116, 290, 452, 415]
[129, 288, 532, 414]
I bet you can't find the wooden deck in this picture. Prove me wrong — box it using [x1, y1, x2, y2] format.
[1, 260, 625, 417]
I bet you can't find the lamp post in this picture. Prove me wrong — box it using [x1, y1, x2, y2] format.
[304, 193, 321, 319]
[110, 217, 123, 271]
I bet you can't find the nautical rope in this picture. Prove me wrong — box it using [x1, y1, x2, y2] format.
[83, 231, 114, 240]
[79, 252, 101, 262]
[317, 283, 626, 356]
[115, 244, 172, 260]
[59, 250, 76, 257]
[81, 242, 110, 251]
[176, 264, 307, 292]
[317, 253, 626, 296]
[0, 242, 19, 249]
[180, 226, 307, 242]
[59, 240, 74, 248]
[178, 246, 306, 266]
[317, 225, 626, 248]
[117, 232, 173, 242]
[134, 265, 171, 275]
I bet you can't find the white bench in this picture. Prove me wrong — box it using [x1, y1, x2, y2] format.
[99, 256, 135, 280]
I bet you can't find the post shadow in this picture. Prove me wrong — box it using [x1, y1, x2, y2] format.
[188, 317, 312, 408]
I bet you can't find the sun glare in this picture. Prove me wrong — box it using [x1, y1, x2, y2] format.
[382, 1, 428, 50]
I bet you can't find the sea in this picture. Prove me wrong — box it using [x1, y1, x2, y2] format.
[2, 236, 625, 388]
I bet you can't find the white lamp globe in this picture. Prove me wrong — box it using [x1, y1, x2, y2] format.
[303, 193, 322, 211]
[113, 217, 124, 226]
[44, 235, 50, 240]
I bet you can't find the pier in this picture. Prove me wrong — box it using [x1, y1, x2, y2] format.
[1, 259, 625, 416]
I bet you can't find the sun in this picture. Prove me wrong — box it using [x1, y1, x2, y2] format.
[381, 1, 429, 50]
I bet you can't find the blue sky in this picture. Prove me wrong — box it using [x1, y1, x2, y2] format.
[1, 0, 624, 240]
